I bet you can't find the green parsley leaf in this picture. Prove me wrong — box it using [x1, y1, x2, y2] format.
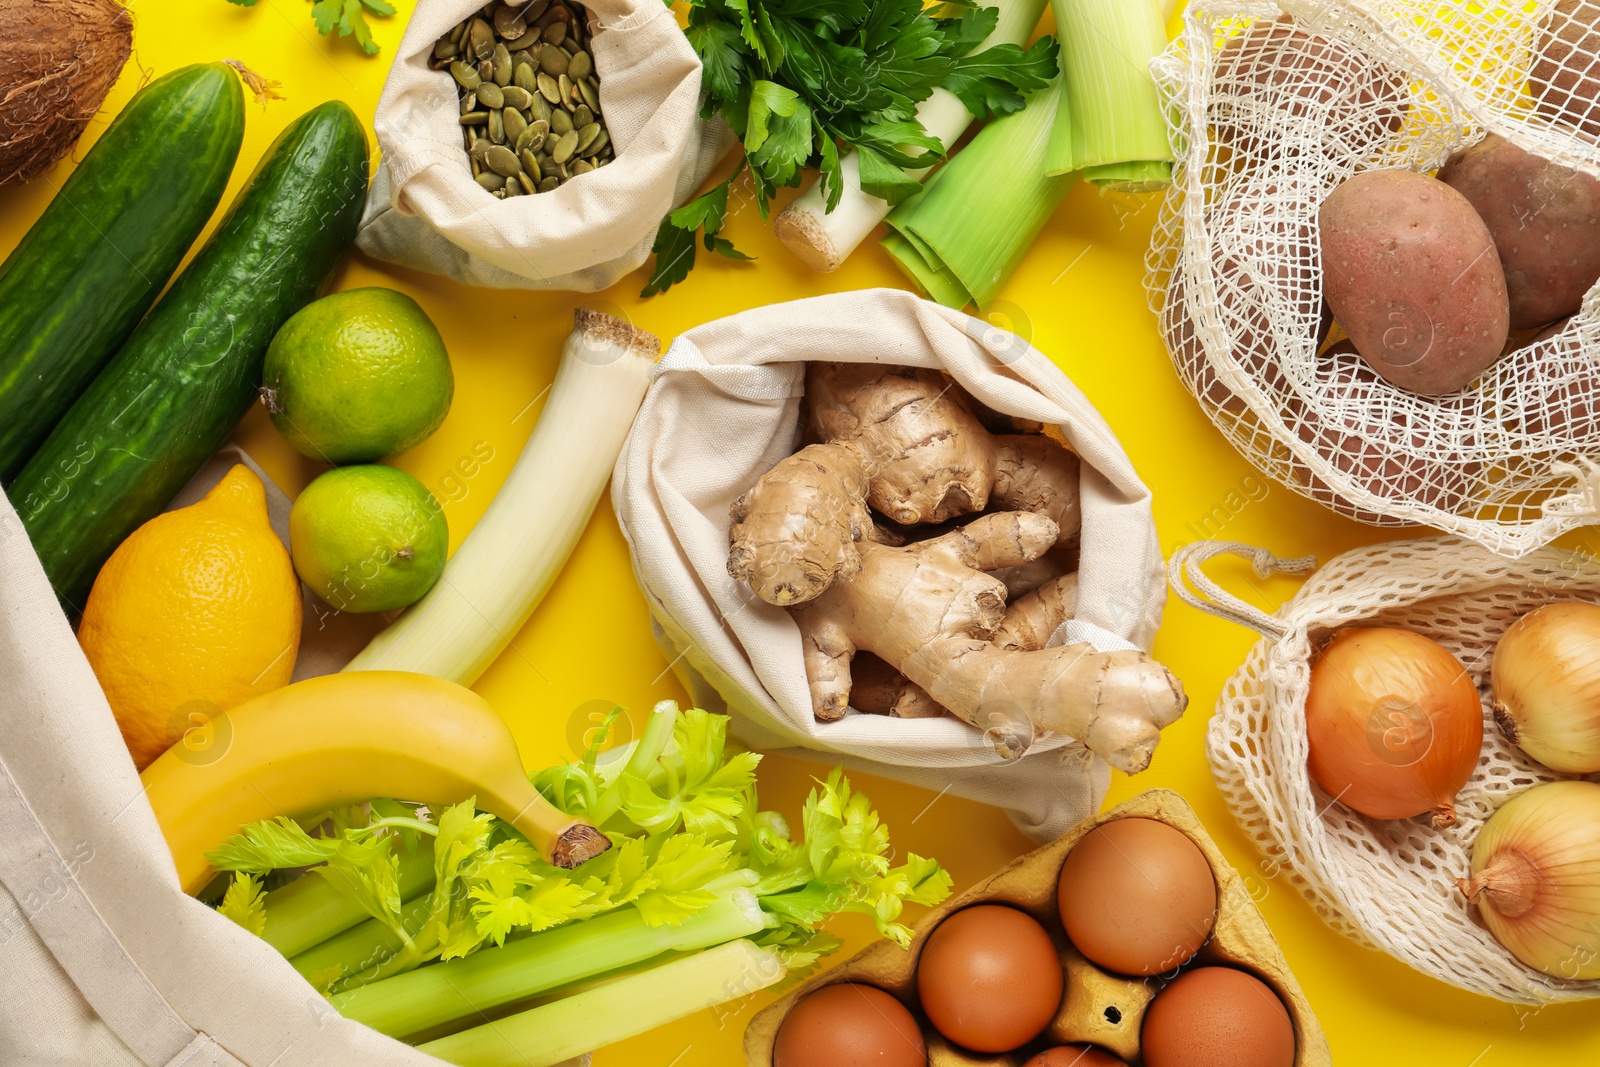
[856, 146, 924, 206]
[943, 37, 1062, 120]
[307, 0, 395, 55]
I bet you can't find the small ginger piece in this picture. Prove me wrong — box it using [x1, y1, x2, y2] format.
[994, 573, 1080, 652]
[994, 435, 1081, 545]
[849, 653, 949, 719]
[728, 442, 872, 605]
[786, 513, 1185, 773]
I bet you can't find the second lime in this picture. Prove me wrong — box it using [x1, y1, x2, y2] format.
[263, 287, 454, 464]
[290, 465, 448, 613]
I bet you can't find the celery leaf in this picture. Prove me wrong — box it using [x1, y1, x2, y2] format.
[217, 874, 267, 936]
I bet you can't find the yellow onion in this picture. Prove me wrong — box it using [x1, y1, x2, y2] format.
[1491, 602, 1600, 774]
[1457, 780, 1600, 979]
[1305, 627, 1484, 827]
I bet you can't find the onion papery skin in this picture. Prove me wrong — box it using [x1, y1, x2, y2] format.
[1305, 627, 1484, 826]
[1458, 781, 1600, 980]
[1491, 602, 1600, 774]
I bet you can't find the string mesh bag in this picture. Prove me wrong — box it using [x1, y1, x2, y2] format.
[1170, 537, 1600, 1004]
[1148, 0, 1600, 556]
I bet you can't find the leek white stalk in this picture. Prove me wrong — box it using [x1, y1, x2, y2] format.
[417, 939, 786, 1067]
[343, 310, 655, 685]
[1046, 0, 1173, 186]
[774, 0, 1049, 272]
[884, 73, 1076, 309]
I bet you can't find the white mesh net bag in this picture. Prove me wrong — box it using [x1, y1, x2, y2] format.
[1171, 537, 1600, 1003]
[1148, 0, 1600, 556]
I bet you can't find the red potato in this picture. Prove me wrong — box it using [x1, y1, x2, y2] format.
[1531, 0, 1600, 138]
[1438, 134, 1600, 329]
[1212, 15, 1408, 157]
[1320, 169, 1511, 394]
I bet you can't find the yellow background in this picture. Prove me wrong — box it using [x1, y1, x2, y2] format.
[5, 0, 1597, 1062]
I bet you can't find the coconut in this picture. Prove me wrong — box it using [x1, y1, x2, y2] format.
[0, 0, 133, 186]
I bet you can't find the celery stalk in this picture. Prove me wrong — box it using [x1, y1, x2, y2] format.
[1045, 0, 1173, 186]
[884, 74, 1076, 310]
[329, 886, 768, 1039]
[417, 939, 785, 1067]
[774, 0, 1050, 271]
[342, 310, 656, 685]
[261, 842, 435, 959]
[289, 891, 434, 991]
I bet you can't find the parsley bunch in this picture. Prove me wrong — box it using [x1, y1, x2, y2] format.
[643, 0, 1060, 295]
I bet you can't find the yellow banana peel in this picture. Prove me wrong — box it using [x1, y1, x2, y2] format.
[140, 670, 609, 894]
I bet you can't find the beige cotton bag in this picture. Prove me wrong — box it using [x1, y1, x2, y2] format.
[1171, 537, 1600, 1004]
[612, 289, 1172, 843]
[358, 0, 735, 291]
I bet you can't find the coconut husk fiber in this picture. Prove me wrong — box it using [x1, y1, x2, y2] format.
[0, 0, 133, 186]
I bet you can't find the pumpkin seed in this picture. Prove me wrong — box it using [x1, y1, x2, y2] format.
[521, 149, 543, 182]
[536, 72, 562, 104]
[580, 128, 608, 158]
[574, 121, 601, 155]
[539, 43, 569, 76]
[492, 43, 512, 86]
[485, 145, 522, 177]
[475, 81, 504, 109]
[460, 91, 478, 115]
[525, 0, 551, 18]
[571, 104, 592, 128]
[559, 74, 574, 106]
[538, 176, 560, 193]
[528, 91, 552, 123]
[550, 130, 579, 164]
[549, 107, 572, 136]
[469, 18, 495, 59]
[567, 50, 591, 80]
[502, 107, 528, 145]
[450, 60, 482, 89]
[470, 138, 494, 163]
[536, 151, 555, 172]
[577, 76, 598, 113]
[501, 85, 532, 110]
[476, 171, 505, 191]
[493, 6, 526, 38]
[435, 39, 459, 60]
[488, 108, 505, 144]
[459, 111, 490, 125]
[519, 172, 538, 195]
[570, 158, 593, 176]
[477, 59, 494, 82]
[503, 177, 522, 196]
[514, 61, 537, 94]
[507, 28, 542, 51]
[545, 21, 567, 47]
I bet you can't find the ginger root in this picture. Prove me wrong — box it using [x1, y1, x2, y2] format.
[730, 363, 1082, 608]
[995, 573, 1079, 652]
[849, 653, 948, 719]
[787, 512, 1185, 773]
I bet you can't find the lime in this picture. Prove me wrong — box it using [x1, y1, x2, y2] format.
[263, 288, 454, 464]
[289, 465, 448, 613]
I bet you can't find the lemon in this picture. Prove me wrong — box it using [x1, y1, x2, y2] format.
[290, 465, 448, 613]
[262, 287, 454, 464]
[78, 465, 303, 770]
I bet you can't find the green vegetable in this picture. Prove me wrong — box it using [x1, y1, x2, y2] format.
[225, 0, 396, 55]
[1044, 0, 1172, 186]
[0, 63, 244, 483]
[642, 0, 1059, 294]
[884, 73, 1075, 309]
[10, 101, 368, 608]
[210, 703, 951, 1049]
[418, 939, 786, 1067]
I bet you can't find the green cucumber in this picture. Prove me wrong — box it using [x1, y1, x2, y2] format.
[0, 63, 245, 483]
[13, 101, 369, 608]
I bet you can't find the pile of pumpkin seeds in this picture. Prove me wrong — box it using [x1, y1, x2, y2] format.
[433, 0, 611, 196]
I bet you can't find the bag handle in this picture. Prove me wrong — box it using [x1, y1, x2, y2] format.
[1167, 540, 1317, 639]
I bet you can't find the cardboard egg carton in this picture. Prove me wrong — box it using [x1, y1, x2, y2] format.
[744, 789, 1332, 1066]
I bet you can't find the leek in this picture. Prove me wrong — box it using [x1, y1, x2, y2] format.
[331, 883, 768, 1038]
[343, 309, 656, 685]
[884, 73, 1076, 309]
[417, 940, 786, 1067]
[1045, 0, 1173, 186]
[774, 0, 1051, 272]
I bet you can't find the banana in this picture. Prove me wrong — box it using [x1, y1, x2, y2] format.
[140, 670, 609, 894]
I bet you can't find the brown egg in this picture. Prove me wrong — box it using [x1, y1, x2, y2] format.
[1141, 967, 1296, 1067]
[1056, 818, 1218, 975]
[1024, 1045, 1129, 1066]
[773, 983, 926, 1067]
[916, 905, 1064, 1052]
